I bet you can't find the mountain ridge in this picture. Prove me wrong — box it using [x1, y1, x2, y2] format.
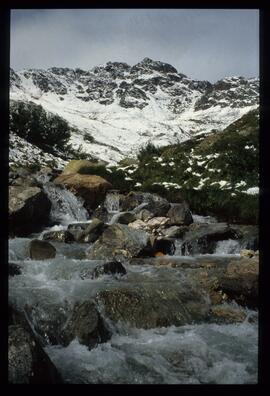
[10, 58, 259, 165]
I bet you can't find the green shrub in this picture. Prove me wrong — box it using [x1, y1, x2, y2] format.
[10, 100, 71, 154]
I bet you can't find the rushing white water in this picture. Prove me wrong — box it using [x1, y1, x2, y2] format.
[192, 214, 218, 224]
[45, 321, 258, 384]
[214, 239, 241, 255]
[43, 183, 89, 225]
[104, 191, 120, 214]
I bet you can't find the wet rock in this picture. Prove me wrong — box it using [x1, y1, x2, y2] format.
[181, 223, 239, 255]
[121, 191, 170, 217]
[8, 307, 62, 384]
[92, 261, 127, 279]
[218, 257, 259, 308]
[166, 203, 193, 226]
[24, 302, 71, 346]
[9, 262, 22, 277]
[209, 304, 247, 324]
[29, 239, 56, 260]
[86, 223, 153, 260]
[54, 173, 112, 210]
[111, 212, 136, 225]
[9, 186, 51, 236]
[96, 283, 210, 329]
[77, 218, 106, 243]
[92, 204, 109, 223]
[62, 301, 111, 349]
[42, 230, 75, 243]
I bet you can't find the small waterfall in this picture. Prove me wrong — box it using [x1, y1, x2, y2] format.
[214, 239, 241, 255]
[174, 239, 191, 256]
[104, 190, 120, 214]
[43, 183, 89, 226]
[192, 214, 217, 224]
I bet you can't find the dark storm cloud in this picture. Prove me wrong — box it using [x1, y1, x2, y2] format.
[10, 9, 259, 82]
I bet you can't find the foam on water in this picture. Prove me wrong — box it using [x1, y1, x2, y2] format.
[45, 321, 258, 384]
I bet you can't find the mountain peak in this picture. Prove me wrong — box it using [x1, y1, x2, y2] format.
[131, 58, 178, 74]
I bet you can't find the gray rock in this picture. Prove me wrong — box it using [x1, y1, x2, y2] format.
[9, 186, 51, 236]
[29, 239, 56, 260]
[121, 192, 170, 217]
[8, 307, 62, 384]
[61, 301, 111, 348]
[166, 203, 193, 226]
[86, 223, 153, 260]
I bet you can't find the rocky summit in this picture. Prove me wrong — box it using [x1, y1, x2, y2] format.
[10, 58, 258, 166]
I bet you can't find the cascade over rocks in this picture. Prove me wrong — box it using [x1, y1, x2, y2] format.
[9, 186, 51, 236]
[180, 223, 239, 255]
[54, 173, 112, 210]
[86, 223, 153, 260]
[29, 239, 56, 260]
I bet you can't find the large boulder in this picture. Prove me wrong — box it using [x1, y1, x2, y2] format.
[96, 283, 210, 329]
[121, 191, 170, 217]
[9, 186, 51, 236]
[54, 173, 112, 210]
[181, 223, 239, 255]
[166, 203, 193, 226]
[29, 239, 56, 260]
[217, 257, 259, 308]
[8, 307, 62, 384]
[86, 223, 153, 260]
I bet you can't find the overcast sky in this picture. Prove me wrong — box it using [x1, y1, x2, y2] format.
[10, 9, 259, 82]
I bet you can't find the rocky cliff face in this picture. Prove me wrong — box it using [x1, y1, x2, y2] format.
[10, 58, 259, 165]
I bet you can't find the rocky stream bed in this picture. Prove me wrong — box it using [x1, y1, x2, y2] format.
[8, 165, 259, 384]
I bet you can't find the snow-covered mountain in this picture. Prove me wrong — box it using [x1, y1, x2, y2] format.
[10, 58, 259, 165]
